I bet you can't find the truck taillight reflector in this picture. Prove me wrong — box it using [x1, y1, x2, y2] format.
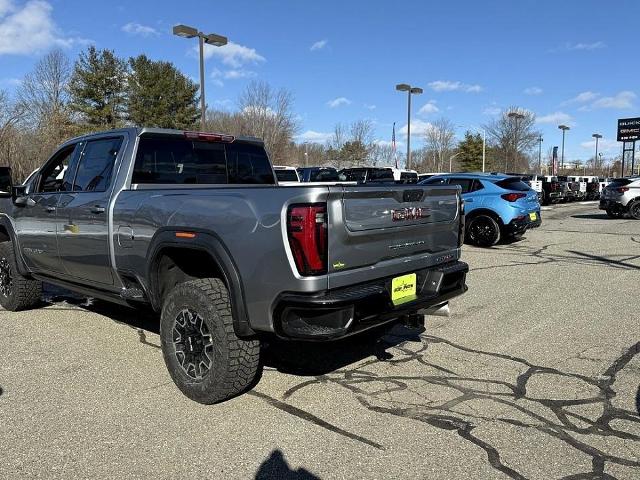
[617, 187, 629, 193]
[287, 204, 327, 276]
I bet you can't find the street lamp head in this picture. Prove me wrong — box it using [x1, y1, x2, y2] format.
[172, 24, 198, 38]
[410, 87, 423, 95]
[558, 125, 570, 131]
[204, 33, 228, 47]
[592, 133, 602, 139]
[395, 83, 411, 92]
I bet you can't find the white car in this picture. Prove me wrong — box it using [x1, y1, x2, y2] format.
[387, 168, 418, 183]
[273, 165, 300, 183]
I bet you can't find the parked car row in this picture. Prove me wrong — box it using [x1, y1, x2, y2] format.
[599, 176, 640, 219]
[273, 165, 419, 184]
[506, 174, 610, 205]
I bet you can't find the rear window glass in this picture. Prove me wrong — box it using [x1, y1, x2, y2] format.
[608, 178, 631, 186]
[448, 178, 474, 193]
[310, 169, 339, 182]
[399, 172, 418, 183]
[340, 169, 366, 182]
[275, 169, 298, 182]
[132, 137, 274, 185]
[370, 169, 394, 181]
[496, 178, 531, 191]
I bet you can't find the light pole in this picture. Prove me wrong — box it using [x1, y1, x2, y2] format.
[537, 135, 543, 174]
[449, 152, 462, 172]
[458, 125, 486, 172]
[173, 24, 228, 130]
[599, 152, 604, 176]
[592, 133, 602, 176]
[507, 111, 525, 172]
[396, 83, 423, 169]
[558, 124, 570, 170]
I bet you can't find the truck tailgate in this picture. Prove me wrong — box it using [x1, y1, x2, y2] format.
[326, 184, 462, 289]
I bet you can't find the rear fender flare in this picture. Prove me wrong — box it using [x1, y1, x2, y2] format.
[146, 228, 255, 337]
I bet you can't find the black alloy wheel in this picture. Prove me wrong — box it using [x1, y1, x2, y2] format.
[172, 308, 214, 380]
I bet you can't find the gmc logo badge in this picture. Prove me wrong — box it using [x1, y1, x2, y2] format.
[391, 207, 430, 221]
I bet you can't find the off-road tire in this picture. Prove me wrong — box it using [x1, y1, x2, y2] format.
[466, 214, 501, 247]
[0, 242, 42, 311]
[160, 278, 261, 404]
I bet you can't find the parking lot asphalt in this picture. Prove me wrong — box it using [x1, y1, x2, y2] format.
[1, 201, 639, 480]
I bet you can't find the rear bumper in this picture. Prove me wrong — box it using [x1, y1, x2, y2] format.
[273, 261, 468, 340]
[599, 199, 625, 210]
[504, 211, 541, 235]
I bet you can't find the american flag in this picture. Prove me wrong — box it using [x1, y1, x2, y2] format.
[392, 122, 398, 168]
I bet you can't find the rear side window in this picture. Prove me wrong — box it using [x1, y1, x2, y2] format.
[73, 138, 122, 192]
[132, 137, 275, 185]
[496, 177, 531, 191]
[275, 169, 298, 182]
[400, 172, 418, 183]
[370, 169, 393, 181]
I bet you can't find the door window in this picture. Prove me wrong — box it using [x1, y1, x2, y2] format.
[73, 137, 123, 192]
[448, 178, 474, 193]
[36, 144, 79, 193]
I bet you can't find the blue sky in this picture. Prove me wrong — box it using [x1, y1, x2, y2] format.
[1, 0, 639, 162]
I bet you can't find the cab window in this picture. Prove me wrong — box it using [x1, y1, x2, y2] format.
[36, 144, 80, 193]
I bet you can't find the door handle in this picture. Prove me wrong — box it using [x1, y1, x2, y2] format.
[90, 206, 106, 214]
[45, 206, 56, 213]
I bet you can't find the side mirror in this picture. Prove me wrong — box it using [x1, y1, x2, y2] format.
[12, 185, 35, 207]
[0, 166, 12, 198]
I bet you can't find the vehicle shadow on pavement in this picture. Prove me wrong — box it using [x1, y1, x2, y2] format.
[571, 213, 618, 220]
[276, 329, 640, 479]
[254, 449, 321, 480]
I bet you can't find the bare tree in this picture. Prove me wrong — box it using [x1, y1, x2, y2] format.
[483, 106, 541, 172]
[237, 81, 298, 162]
[18, 48, 71, 128]
[424, 118, 456, 172]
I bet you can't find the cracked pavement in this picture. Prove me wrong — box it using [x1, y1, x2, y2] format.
[1, 202, 639, 479]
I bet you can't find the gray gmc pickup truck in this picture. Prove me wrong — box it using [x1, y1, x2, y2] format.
[0, 127, 468, 403]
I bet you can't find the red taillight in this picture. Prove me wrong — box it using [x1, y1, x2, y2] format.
[617, 187, 629, 193]
[501, 193, 527, 202]
[287, 204, 327, 276]
[184, 131, 235, 142]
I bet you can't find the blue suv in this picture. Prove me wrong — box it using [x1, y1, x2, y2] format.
[419, 173, 541, 247]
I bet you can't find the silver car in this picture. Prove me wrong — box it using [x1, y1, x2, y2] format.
[599, 177, 640, 218]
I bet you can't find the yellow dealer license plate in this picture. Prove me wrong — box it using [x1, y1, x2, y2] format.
[529, 212, 537, 221]
[391, 273, 417, 305]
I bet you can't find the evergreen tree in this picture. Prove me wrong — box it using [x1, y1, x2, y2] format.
[458, 131, 484, 171]
[68, 46, 127, 129]
[127, 55, 199, 129]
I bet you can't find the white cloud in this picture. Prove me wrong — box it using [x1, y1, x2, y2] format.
[579, 138, 618, 154]
[210, 67, 256, 86]
[121, 22, 158, 37]
[364, 103, 376, 110]
[399, 119, 433, 138]
[297, 130, 333, 144]
[591, 91, 636, 110]
[428, 80, 483, 93]
[310, 39, 327, 51]
[214, 98, 233, 109]
[536, 111, 573, 125]
[0, 0, 87, 55]
[483, 106, 501, 116]
[374, 139, 404, 149]
[563, 91, 599, 105]
[327, 97, 351, 108]
[418, 100, 439, 115]
[555, 41, 605, 52]
[202, 41, 265, 68]
[524, 86, 543, 95]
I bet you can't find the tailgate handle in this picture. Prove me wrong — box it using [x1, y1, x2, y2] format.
[403, 190, 424, 202]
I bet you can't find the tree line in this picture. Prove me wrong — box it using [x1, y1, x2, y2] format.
[1, 47, 616, 181]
